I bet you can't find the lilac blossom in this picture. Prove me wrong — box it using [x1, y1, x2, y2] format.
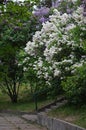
[34, 7, 50, 16]
[39, 16, 47, 23]
[82, 0, 86, 16]
[34, 6, 50, 23]
[14, 26, 21, 31]
[52, 0, 60, 7]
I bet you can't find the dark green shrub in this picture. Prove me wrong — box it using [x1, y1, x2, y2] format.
[62, 64, 86, 105]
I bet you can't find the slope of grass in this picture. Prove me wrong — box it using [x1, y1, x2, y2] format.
[48, 103, 86, 128]
[0, 91, 53, 112]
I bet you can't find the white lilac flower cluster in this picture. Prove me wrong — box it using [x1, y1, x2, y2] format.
[24, 5, 86, 86]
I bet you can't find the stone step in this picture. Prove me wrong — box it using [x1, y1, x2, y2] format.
[56, 102, 62, 106]
[45, 108, 52, 113]
[37, 96, 65, 112]
[50, 105, 57, 109]
[56, 100, 67, 106]
[22, 114, 37, 122]
[38, 112, 46, 115]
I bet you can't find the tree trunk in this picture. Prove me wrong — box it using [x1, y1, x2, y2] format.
[11, 94, 18, 103]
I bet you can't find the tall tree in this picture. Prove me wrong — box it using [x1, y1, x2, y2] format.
[0, 0, 39, 103]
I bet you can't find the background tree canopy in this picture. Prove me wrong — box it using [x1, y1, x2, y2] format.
[0, 0, 40, 103]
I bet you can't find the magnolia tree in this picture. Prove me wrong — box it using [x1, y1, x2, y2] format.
[24, 1, 86, 97]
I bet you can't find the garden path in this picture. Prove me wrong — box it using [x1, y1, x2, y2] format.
[0, 113, 47, 130]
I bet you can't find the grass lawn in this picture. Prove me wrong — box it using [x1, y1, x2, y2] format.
[47, 103, 86, 128]
[0, 91, 53, 112]
[0, 99, 54, 112]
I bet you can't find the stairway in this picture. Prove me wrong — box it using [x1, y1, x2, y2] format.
[38, 96, 67, 113]
[22, 96, 67, 122]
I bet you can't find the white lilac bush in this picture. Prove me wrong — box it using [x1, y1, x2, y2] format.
[24, 4, 86, 91]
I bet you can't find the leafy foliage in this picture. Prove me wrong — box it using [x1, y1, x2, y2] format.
[0, 0, 39, 103]
[62, 64, 86, 104]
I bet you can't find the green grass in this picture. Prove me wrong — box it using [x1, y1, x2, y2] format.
[0, 101, 34, 112]
[0, 91, 53, 112]
[48, 103, 86, 128]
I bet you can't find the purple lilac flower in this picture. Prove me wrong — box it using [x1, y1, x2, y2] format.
[52, 0, 60, 7]
[34, 11, 41, 16]
[81, 0, 86, 16]
[83, 0, 86, 16]
[66, 7, 74, 14]
[34, 7, 50, 16]
[34, 6, 50, 23]
[4, 0, 7, 4]
[39, 16, 47, 23]
[14, 26, 21, 31]
[40, 7, 50, 15]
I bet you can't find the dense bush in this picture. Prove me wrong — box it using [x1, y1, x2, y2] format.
[62, 64, 86, 104]
[24, 2, 86, 99]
